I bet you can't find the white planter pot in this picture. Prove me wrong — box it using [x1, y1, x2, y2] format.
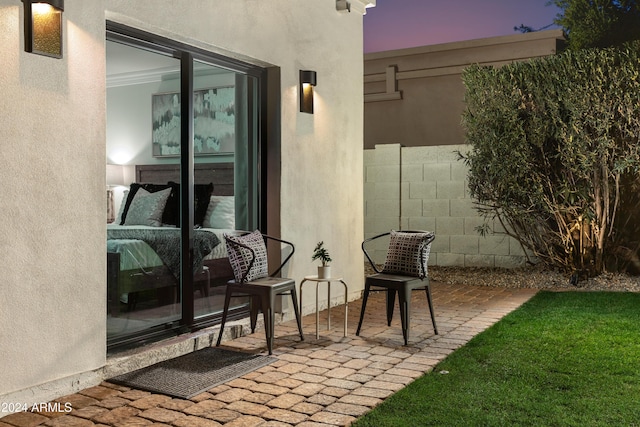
[317, 266, 331, 279]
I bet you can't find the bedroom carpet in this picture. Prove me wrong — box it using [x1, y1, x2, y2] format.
[108, 347, 276, 399]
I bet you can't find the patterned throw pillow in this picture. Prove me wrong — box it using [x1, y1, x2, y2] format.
[225, 230, 269, 282]
[382, 230, 435, 279]
[120, 183, 172, 225]
[123, 187, 172, 227]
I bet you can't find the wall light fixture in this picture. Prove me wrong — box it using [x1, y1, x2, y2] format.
[22, 0, 64, 58]
[299, 70, 317, 114]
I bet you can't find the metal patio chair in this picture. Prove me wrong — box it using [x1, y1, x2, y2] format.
[216, 231, 304, 355]
[356, 230, 438, 345]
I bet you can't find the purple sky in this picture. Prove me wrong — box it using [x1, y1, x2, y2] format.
[364, 0, 562, 53]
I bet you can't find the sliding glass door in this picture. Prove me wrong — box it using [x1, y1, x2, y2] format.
[106, 23, 265, 351]
[190, 59, 260, 320]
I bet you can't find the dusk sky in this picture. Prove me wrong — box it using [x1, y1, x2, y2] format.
[364, 0, 562, 53]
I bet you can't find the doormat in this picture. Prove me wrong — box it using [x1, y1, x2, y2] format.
[108, 347, 276, 399]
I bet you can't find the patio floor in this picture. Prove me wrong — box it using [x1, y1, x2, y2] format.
[1, 281, 537, 427]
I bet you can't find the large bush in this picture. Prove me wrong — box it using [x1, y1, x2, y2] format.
[461, 41, 640, 277]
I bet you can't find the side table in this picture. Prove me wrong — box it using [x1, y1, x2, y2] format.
[300, 275, 348, 339]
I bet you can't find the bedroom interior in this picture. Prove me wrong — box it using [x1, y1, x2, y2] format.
[107, 163, 241, 339]
[105, 27, 264, 350]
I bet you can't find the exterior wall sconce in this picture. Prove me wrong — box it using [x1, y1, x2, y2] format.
[299, 70, 317, 114]
[22, 0, 64, 58]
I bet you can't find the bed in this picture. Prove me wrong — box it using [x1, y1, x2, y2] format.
[107, 163, 236, 316]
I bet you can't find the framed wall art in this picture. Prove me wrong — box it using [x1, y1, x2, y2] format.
[152, 86, 235, 157]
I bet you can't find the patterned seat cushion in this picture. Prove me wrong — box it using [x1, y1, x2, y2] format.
[225, 230, 269, 282]
[382, 230, 434, 279]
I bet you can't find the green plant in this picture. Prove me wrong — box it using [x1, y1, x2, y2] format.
[550, 0, 640, 51]
[311, 241, 332, 266]
[461, 41, 640, 277]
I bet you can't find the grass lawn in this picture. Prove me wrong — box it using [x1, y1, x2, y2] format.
[353, 291, 640, 427]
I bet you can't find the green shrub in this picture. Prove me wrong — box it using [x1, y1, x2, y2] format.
[461, 41, 640, 276]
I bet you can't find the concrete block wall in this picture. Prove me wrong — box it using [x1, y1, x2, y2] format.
[364, 144, 528, 268]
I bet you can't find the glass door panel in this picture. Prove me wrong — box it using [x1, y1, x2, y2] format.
[191, 59, 252, 319]
[106, 40, 182, 343]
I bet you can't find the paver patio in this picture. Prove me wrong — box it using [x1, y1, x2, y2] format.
[0, 281, 537, 427]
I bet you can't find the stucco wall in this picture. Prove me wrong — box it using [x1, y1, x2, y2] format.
[363, 30, 565, 149]
[364, 144, 528, 268]
[0, 0, 108, 405]
[1, 0, 369, 409]
[104, 0, 369, 316]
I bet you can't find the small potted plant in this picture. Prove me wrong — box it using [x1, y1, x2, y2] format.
[312, 241, 332, 279]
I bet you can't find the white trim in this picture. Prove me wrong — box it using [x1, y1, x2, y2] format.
[350, 0, 376, 15]
[364, 29, 564, 60]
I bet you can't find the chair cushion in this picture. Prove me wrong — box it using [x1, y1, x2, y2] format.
[382, 230, 434, 279]
[225, 230, 269, 282]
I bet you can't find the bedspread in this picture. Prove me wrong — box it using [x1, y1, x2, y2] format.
[107, 228, 220, 278]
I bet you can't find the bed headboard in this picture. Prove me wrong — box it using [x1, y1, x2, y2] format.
[135, 163, 233, 196]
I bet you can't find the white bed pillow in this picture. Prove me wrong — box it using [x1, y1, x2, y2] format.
[203, 196, 235, 229]
[114, 189, 129, 225]
[123, 187, 172, 227]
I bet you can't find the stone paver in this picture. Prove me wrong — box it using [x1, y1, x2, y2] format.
[173, 415, 221, 427]
[128, 395, 170, 410]
[184, 399, 226, 417]
[225, 401, 269, 417]
[1, 282, 536, 426]
[266, 394, 306, 410]
[0, 411, 49, 427]
[138, 407, 185, 423]
[305, 394, 338, 406]
[309, 411, 357, 426]
[92, 406, 140, 425]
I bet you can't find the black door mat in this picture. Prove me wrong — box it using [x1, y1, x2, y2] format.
[108, 347, 276, 399]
